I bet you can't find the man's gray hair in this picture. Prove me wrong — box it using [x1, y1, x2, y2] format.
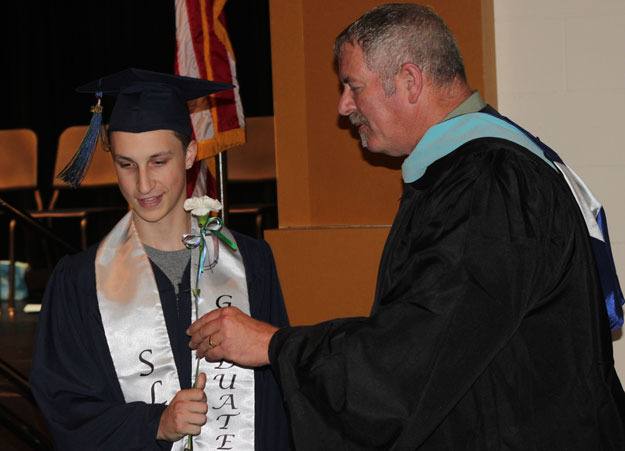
[334, 3, 466, 93]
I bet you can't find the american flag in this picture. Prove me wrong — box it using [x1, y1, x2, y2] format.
[175, 0, 246, 197]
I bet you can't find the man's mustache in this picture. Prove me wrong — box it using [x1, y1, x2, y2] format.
[349, 112, 368, 127]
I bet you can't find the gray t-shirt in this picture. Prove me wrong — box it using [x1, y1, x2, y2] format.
[143, 245, 191, 294]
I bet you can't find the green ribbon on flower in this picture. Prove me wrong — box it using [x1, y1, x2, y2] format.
[201, 216, 238, 251]
[183, 216, 238, 270]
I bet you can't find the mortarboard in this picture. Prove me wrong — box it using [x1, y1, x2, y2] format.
[58, 68, 233, 187]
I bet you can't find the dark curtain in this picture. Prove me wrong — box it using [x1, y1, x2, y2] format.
[225, 0, 274, 119]
[1, 1, 177, 190]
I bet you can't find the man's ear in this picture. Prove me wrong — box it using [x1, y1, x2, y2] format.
[185, 140, 198, 169]
[399, 62, 423, 103]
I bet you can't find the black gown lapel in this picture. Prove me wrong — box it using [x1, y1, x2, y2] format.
[149, 260, 192, 390]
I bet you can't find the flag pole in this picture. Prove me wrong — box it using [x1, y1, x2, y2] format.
[216, 151, 229, 225]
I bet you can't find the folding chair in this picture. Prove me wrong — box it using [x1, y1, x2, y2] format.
[31, 126, 126, 250]
[0, 129, 38, 318]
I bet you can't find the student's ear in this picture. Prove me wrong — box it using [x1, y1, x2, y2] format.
[185, 140, 198, 170]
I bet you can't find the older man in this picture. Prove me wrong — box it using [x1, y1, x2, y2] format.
[189, 4, 625, 449]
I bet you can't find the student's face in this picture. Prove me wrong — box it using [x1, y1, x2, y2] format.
[337, 43, 414, 157]
[110, 130, 196, 226]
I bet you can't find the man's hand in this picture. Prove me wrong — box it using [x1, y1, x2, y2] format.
[156, 373, 208, 442]
[187, 306, 278, 367]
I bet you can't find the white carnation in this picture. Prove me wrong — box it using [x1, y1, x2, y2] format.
[183, 195, 223, 216]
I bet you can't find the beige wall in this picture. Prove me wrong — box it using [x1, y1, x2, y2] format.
[494, 0, 625, 378]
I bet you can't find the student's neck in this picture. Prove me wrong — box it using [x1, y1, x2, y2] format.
[133, 212, 190, 251]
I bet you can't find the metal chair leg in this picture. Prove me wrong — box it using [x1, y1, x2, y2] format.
[8, 218, 16, 319]
[80, 217, 88, 250]
[255, 212, 263, 239]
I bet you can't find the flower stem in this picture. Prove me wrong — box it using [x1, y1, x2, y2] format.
[186, 236, 204, 450]
[184, 214, 211, 449]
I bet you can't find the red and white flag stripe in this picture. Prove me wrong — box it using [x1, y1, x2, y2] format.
[175, 0, 246, 196]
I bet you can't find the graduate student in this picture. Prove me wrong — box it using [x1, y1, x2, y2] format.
[187, 4, 625, 450]
[31, 69, 290, 451]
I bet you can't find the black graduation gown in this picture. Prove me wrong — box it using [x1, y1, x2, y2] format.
[269, 138, 625, 450]
[31, 231, 291, 451]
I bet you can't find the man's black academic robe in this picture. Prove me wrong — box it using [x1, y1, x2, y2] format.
[270, 138, 625, 450]
[31, 231, 291, 450]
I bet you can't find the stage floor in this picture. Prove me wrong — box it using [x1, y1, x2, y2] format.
[0, 300, 52, 450]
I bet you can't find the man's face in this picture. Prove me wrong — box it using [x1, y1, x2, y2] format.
[110, 129, 195, 227]
[337, 43, 414, 156]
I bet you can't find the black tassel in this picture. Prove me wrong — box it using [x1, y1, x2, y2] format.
[57, 94, 103, 188]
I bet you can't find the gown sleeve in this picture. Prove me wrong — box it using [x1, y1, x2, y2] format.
[30, 254, 172, 451]
[268, 143, 573, 449]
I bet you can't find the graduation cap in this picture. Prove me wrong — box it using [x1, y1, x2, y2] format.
[58, 68, 233, 187]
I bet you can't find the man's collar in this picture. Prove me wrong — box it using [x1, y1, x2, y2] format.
[441, 91, 486, 121]
[400, 91, 486, 183]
